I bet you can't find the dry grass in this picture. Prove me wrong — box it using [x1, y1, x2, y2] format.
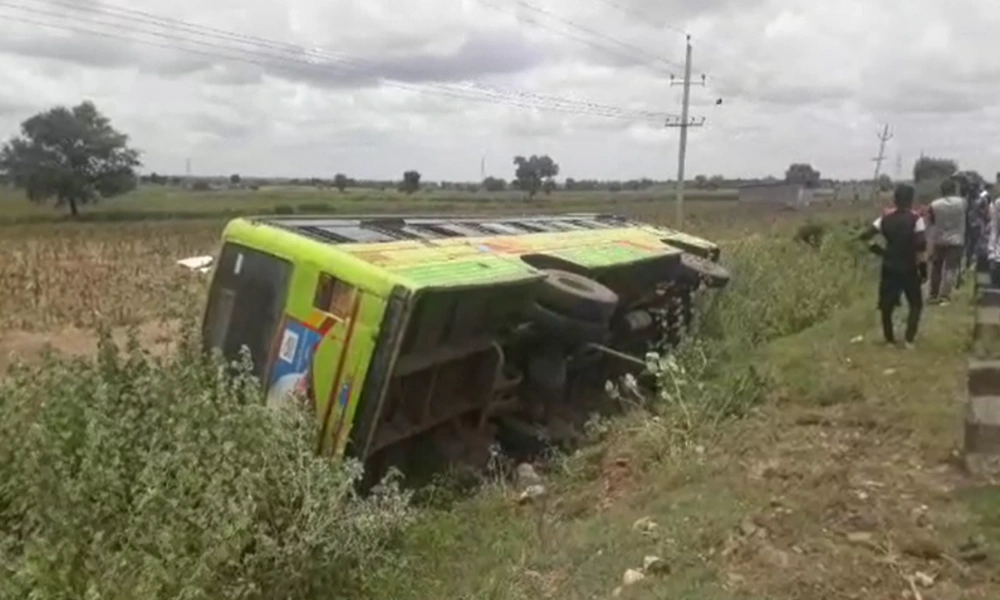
[0, 221, 216, 331]
[0, 200, 869, 335]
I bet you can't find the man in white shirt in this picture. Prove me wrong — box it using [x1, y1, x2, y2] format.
[967, 186, 991, 271]
[974, 187, 993, 273]
[926, 178, 967, 304]
[987, 191, 1000, 287]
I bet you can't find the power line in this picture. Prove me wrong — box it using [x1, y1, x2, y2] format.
[587, 0, 688, 36]
[35, 0, 653, 117]
[0, 0, 679, 122]
[6, 0, 661, 119]
[511, 0, 684, 70]
[581, 0, 769, 97]
[478, 0, 682, 76]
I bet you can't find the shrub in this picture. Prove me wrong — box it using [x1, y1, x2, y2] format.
[794, 220, 826, 248]
[610, 222, 872, 441]
[0, 326, 411, 600]
[696, 224, 872, 350]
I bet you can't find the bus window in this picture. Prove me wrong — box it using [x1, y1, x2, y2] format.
[314, 272, 356, 319]
[202, 243, 292, 378]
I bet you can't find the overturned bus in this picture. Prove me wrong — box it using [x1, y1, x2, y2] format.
[199, 213, 730, 478]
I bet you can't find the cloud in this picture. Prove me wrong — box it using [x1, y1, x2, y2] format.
[0, 0, 998, 182]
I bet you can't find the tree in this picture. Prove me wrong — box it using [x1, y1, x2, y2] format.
[229, 173, 241, 185]
[0, 101, 140, 217]
[333, 173, 349, 192]
[877, 173, 893, 192]
[784, 163, 821, 188]
[400, 170, 421, 194]
[513, 154, 559, 198]
[958, 170, 985, 189]
[482, 176, 506, 192]
[913, 156, 957, 182]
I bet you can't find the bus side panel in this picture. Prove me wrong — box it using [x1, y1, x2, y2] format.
[275, 257, 390, 458]
[345, 286, 411, 462]
[318, 293, 386, 457]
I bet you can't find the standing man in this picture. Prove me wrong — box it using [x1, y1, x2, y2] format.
[926, 178, 967, 304]
[972, 186, 992, 272]
[987, 189, 1000, 286]
[965, 185, 987, 271]
[859, 183, 928, 347]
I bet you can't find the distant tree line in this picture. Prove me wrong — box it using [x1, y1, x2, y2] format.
[10, 99, 957, 219]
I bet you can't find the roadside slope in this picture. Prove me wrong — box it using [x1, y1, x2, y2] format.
[365, 288, 997, 600]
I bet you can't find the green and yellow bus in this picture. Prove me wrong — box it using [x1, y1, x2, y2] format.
[200, 213, 729, 476]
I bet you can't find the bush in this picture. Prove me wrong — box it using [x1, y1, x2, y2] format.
[611, 222, 872, 440]
[0, 326, 411, 600]
[794, 220, 826, 248]
[696, 224, 872, 350]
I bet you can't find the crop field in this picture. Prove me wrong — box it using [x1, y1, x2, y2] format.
[0, 184, 741, 222]
[0, 190, 856, 339]
[0, 192, 869, 373]
[1, 188, 996, 600]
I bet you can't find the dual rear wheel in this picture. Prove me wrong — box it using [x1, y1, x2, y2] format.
[529, 269, 619, 344]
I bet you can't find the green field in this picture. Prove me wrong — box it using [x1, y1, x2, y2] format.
[0, 184, 746, 223]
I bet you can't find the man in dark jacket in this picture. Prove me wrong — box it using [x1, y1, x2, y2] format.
[859, 183, 928, 347]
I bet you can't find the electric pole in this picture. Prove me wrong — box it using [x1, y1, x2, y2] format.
[666, 34, 705, 227]
[871, 124, 892, 203]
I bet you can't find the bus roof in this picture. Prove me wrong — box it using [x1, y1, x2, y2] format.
[232, 213, 716, 290]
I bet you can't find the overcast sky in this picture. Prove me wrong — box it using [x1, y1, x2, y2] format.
[1, 0, 999, 181]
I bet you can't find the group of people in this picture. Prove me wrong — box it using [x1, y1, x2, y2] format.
[859, 175, 997, 347]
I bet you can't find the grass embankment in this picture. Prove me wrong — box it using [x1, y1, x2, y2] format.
[2, 218, 993, 599]
[364, 226, 999, 600]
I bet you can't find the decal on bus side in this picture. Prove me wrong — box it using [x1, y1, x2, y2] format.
[267, 318, 322, 410]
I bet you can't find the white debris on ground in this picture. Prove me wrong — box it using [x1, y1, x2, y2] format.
[515, 463, 547, 505]
[176, 255, 214, 274]
[621, 568, 645, 586]
[632, 516, 659, 536]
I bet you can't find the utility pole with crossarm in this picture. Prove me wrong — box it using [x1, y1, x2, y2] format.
[667, 34, 706, 227]
[871, 124, 893, 204]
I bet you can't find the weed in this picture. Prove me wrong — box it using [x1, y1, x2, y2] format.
[0, 325, 411, 600]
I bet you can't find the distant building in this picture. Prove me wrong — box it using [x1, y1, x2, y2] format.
[737, 182, 814, 208]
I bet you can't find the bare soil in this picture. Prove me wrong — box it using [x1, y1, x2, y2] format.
[0, 320, 180, 373]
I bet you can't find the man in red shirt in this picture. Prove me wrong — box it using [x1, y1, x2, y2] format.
[859, 184, 928, 347]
